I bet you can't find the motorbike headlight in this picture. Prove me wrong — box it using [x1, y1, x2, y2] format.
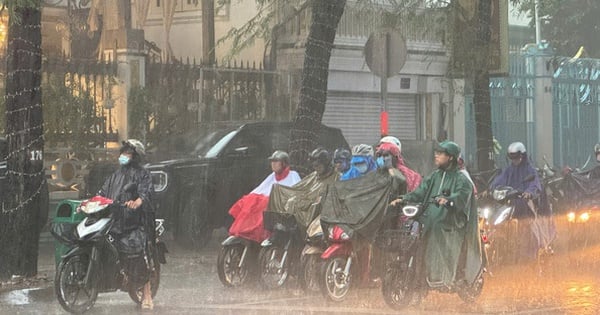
[567, 212, 576, 223]
[402, 205, 420, 217]
[493, 189, 507, 201]
[494, 206, 512, 225]
[479, 207, 491, 219]
[580, 212, 590, 223]
[151, 171, 168, 192]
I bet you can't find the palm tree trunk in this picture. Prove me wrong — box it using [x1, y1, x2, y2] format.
[474, 0, 495, 171]
[0, 1, 46, 279]
[289, 0, 346, 175]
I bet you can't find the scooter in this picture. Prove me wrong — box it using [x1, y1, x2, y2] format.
[318, 222, 377, 302]
[53, 184, 167, 314]
[380, 199, 486, 310]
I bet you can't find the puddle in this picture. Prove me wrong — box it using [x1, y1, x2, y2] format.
[1, 287, 42, 305]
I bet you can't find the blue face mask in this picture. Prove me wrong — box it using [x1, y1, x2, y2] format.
[119, 154, 131, 166]
[376, 156, 393, 168]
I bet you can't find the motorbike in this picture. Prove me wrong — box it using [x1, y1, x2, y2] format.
[258, 211, 303, 289]
[380, 199, 485, 310]
[318, 222, 378, 302]
[479, 174, 542, 266]
[217, 233, 261, 287]
[53, 183, 167, 314]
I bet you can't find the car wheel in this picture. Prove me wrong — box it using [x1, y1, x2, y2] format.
[177, 195, 212, 249]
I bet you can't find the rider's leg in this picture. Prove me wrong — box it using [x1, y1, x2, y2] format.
[142, 280, 153, 309]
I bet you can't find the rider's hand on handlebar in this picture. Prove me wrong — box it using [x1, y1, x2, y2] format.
[125, 198, 143, 209]
[389, 198, 403, 207]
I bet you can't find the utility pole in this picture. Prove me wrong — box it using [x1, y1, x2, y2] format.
[201, 0, 216, 122]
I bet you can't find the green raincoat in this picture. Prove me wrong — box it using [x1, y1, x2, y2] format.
[402, 164, 482, 288]
[267, 170, 339, 229]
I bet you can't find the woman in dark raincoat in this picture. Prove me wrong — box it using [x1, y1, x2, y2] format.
[99, 139, 156, 310]
[393, 140, 482, 290]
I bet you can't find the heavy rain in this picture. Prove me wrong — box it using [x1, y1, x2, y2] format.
[1, 0, 600, 314]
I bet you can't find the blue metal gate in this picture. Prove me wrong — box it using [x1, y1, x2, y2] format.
[552, 57, 600, 168]
[466, 52, 536, 168]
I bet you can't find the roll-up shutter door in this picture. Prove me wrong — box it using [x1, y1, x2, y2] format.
[323, 92, 417, 147]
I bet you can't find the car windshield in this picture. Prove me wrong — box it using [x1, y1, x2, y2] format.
[148, 125, 239, 161]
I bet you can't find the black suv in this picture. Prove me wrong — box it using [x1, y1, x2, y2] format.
[145, 121, 348, 248]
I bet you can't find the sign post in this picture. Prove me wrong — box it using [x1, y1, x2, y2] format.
[364, 29, 407, 137]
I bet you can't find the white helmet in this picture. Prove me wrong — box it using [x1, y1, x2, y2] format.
[122, 139, 146, 156]
[352, 144, 374, 157]
[379, 136, 401, 152]
[507, 142, 526, 154]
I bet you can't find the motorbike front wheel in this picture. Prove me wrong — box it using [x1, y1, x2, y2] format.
[381, 265, 414, 310]
[55, 255, 98, 314]
[299, 254, 321, 293]
[320, 257, 352, 302]
[259, 246, 289, 289]
[457, 274, 485, 303]
[217, 244, 255, 287]
[128, 264, 161, 304]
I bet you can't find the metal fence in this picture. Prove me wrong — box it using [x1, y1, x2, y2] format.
[466, 52, 536, 168]
[552, 57, 600, 168]
[467, 52, 600, 170]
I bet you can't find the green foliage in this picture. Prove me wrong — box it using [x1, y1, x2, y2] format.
[128, 84, 195, 150]
[511, 0, 600, 57]
[42, 76, 103, 152]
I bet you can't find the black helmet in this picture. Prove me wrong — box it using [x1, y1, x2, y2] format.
[309, 147, 332, 167]
[333, 148, 351, 163]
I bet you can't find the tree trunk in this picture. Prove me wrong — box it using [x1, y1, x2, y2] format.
[289, 0, 346, 176]
[473, 0, 495, 172]
[0, 2, 47, 279]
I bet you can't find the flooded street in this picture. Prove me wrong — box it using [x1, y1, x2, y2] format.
[1, 227, 600, 314]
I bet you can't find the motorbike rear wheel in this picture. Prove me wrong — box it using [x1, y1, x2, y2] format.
[320, 257, 352, 302]
[128, 264, 161, 304]
[55, 255, 98, 314]
[299, 254, 321, 293]
[217, 244, 255, 287]
[259, 245, 289, 289]
[381, 265, 414, 310]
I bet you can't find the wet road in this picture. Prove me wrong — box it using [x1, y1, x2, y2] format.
[2, 226, 600, 315]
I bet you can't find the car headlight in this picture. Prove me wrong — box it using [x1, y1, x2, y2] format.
[579, 212, 590, 223]
[151, 171, 168, 192]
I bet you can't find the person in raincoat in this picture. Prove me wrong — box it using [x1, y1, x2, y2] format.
[98, 139, 156, 310]
[391, 140, 482, 292]
[228, 150, 301, 242]
[489, 142, 548, 261]
[340, 144, 377, 181]
[376, 142, 422, 192]
[333, 148, 352, 176]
